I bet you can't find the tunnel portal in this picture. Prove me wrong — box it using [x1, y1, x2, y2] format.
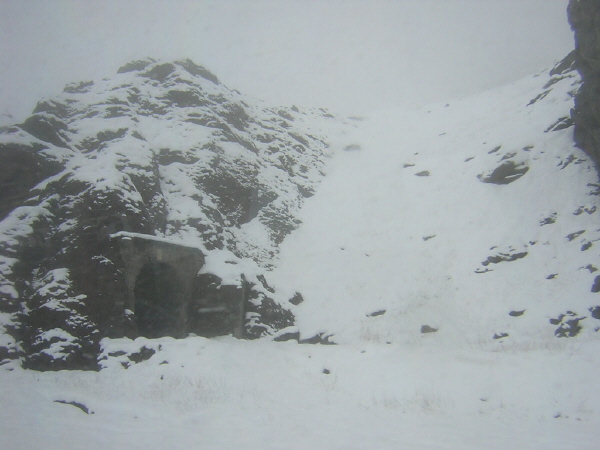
[111, 232, 245, 339]
[134, 262, 183, 338]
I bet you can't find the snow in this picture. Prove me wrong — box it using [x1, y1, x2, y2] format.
[110, 231, 203, 250]
[37, 328, 80, 359]
[33, 268, 71, 298]
[2, 62, 600, 448]
[1, 337, 599, 449]
[270, 69, 599, 346]
[199, 248, 259, 286]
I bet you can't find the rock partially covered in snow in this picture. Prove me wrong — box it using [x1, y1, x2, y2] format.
[569, 0, 600, 170]
[0, 59, 341, 369]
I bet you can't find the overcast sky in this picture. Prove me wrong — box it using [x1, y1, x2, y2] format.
[1, 0, 573, 123]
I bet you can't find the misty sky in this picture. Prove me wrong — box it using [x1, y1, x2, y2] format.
[1, 0, 573, 122]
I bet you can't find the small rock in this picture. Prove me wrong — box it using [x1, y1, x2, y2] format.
[540, 214, 557, 226]
[54, 400, 93, 415]
[481, 251, 528, 266]
[128, 346, 156, 364]
[478, 161, 529, 184]
[566, 230, 586, 241]
[274, 330, 300, 342]
[501, 152, 517, 161]
[592, 276, 600, 293]
[289, 292, 304, 305]
[555, 318, 584, 338]
[420, 325, 438, 334]
[299, 333, 336, 345]
[573, 206, 597, 215]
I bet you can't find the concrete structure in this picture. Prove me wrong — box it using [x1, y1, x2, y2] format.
[111, 232, 244, 339]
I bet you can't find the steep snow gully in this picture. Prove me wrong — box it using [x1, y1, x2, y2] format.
[1, 44, 600, 450]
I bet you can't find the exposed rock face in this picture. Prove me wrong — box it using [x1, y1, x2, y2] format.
[0, 58, 337, 370]
[568, 0, 600, 171]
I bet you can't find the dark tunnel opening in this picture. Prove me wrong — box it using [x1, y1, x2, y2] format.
[134, 262, 184, 338]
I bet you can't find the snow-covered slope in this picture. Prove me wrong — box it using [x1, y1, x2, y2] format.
[270, 58, 600, 348]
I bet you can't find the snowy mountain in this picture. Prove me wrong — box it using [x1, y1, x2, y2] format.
[0, 58, 341, 369]
[1, 52, 599, 368]
[1, 42, 600, 448]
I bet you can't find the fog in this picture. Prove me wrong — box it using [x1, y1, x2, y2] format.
[1, 0, 573, 122]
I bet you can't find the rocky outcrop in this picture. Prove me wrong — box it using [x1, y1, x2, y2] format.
[0, 59, 337, 370]
[568, 0, 600, 171]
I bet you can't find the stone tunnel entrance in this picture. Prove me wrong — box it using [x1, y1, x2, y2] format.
[134, 262, 183, 338]
[111, 232, 245, 339]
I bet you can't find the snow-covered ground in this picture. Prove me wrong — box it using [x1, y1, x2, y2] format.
[2, 64, 600, 448]
[1, 336, 599, 449]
